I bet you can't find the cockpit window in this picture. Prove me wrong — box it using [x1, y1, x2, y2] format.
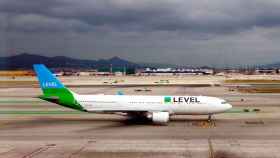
[221, 101, 227, 104]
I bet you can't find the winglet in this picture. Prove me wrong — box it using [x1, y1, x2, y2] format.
[117, 91, 124, 95]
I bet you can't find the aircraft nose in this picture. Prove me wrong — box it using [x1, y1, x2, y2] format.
[224, 103, 232, 111]
[211, 102, 232, 113]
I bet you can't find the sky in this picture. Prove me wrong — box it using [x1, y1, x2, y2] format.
[1, 0, 280, 67]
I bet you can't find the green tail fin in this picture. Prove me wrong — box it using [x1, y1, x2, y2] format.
[33, 64, 84, 111]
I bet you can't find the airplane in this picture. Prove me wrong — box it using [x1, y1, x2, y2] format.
[33, 64, 232, 124]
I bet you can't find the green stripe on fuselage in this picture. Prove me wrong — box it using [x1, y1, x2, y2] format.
[41, 88, 84, 111]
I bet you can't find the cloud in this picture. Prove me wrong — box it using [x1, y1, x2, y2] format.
[2, 0, 280, 33]
[1, 0, 280, 66]
[8, 14, 91, 33]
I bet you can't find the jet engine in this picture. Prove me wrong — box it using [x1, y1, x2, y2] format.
[148, 112, 169, 124]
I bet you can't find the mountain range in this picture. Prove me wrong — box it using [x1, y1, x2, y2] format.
[3, 53, 277, 70]
[0, 53, 140, 70]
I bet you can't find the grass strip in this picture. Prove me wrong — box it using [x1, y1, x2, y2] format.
[225, 79, 280, 84]
[225, 108, 255, 113]
[0, 111, 86, 114]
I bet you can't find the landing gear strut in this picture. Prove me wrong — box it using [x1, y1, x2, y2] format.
[208, 114, 212, 122]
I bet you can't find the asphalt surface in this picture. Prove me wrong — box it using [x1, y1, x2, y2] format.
[1, 82, 280, 158]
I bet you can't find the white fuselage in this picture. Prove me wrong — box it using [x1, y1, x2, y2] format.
[75, 95, 232, 115]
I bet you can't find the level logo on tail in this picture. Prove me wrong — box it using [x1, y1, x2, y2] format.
[33, 64, 64, 89]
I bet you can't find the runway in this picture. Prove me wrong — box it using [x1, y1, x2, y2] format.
[1, 79, 280, 157]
